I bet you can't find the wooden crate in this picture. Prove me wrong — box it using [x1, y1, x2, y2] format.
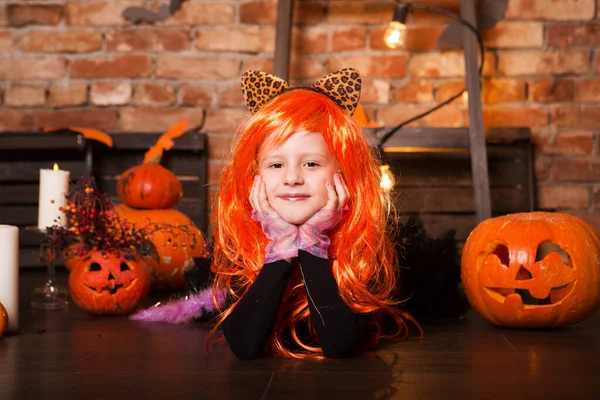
[366, 127, 535, 242]
[0, 131, 208, 268]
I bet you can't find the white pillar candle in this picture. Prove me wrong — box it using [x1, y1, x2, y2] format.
[38, 163, 70, 231]
[0, 225, 19, 332]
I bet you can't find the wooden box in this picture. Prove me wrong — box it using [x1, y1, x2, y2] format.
[367, 127, 535, 242]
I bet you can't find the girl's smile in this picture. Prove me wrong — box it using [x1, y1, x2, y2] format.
[278, 193, 310, 201]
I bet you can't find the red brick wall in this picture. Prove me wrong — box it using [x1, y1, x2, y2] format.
[1, 0, 599, 227]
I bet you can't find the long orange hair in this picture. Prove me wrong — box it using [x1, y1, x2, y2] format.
[209, 89, 419, 359]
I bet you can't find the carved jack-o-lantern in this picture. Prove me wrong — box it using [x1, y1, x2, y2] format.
[69, 252, 152, 315]
[461, 212, 600, 328]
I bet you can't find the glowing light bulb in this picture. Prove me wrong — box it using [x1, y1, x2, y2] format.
[462, 91, 469, 105]
[379, 165, 396, 192]
[384, 21, 407, 49]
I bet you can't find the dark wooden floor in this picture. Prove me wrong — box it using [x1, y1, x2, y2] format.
[1, 269, 599, 400]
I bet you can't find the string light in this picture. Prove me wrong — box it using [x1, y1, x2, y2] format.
[384, 22, 407, 49]
[383, 3, 409, 49]
[379, 165, 396, 192]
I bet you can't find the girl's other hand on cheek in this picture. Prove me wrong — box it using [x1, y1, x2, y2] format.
[249, 175, 270, 212]
[323, 172, 350, 210]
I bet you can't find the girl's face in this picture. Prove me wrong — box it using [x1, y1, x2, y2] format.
[258, 130, 338, 225]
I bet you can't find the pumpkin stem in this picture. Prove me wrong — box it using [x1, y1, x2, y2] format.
[145, 154, 162, 165]
[143, 119, 189, 164]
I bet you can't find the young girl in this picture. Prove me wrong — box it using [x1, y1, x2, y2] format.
[208, 68, 419, 360]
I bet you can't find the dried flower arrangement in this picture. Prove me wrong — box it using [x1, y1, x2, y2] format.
[40, 176, 199, 266]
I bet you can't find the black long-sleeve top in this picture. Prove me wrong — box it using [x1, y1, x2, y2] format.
[222, 250, 367, 360]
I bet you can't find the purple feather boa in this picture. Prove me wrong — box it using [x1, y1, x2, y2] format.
[130, 287, 227, 324]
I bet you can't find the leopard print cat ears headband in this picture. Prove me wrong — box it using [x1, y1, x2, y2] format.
[240, 68, 362, 116]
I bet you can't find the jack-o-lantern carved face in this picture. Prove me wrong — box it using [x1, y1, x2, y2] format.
[461, 212, 600, 328]
[69, 252, 151, 315]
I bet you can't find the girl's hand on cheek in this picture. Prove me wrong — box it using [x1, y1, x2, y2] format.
[250, 176, 299, 263]
[323, 172, 349, 210]
[249, 175, 271, 212]
[298, 173, 350, 259]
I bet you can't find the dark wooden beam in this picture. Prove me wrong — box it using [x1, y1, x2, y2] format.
[106, 132, 206, 151]
[274, 0, 294, 80]
[368, 127, 531, 150]
[0, 131, 85, 150]
[461, 0, 491, 222]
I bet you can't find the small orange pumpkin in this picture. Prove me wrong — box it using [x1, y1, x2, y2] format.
[69, 251, 152, 315]
[116, 119, 189, 209]
[117, 163, 182, 209]
[461, 212, 600, 328]
[113, 204, 206, 291]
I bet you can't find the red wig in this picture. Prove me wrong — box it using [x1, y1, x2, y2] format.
[209, 89, 418, 359]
